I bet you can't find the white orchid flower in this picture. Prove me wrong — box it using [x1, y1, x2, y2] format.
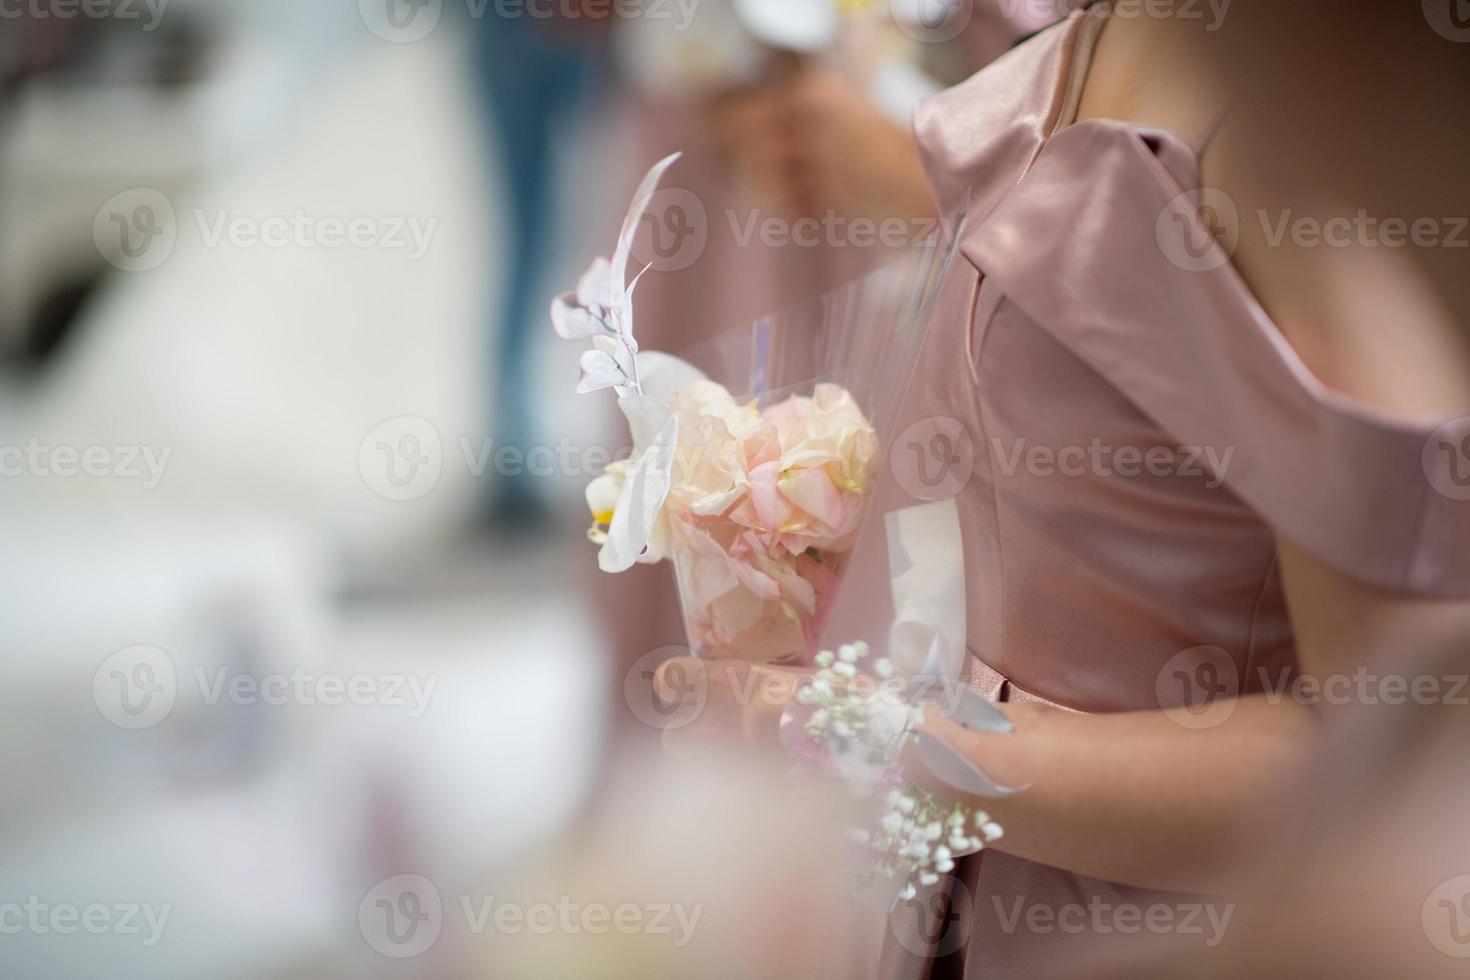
[550, 257, 618, 340]
[550, 151, 682, 396]
[553, 153, 702, 572]
[584, 351, 709, 570]
[586, 394, 680, 573]
[578, 336, 638, 396]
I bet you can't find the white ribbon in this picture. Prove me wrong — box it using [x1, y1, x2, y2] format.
[884, 501, 1020, 795]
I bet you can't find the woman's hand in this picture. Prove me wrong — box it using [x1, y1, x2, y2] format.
[709, 68, 936, 223]
[651, 657, 813, 753]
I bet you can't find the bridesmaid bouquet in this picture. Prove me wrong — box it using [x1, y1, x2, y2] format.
[551, 153, 957, 663]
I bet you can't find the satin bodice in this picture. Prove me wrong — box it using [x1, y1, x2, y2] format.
[902, 3, 1467, 715]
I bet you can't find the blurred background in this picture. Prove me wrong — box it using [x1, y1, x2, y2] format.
[0, 1, 1054, 977]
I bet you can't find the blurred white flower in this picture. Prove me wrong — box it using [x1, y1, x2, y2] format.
[551, 152, 682, 397]
[585, 396, 678, 573]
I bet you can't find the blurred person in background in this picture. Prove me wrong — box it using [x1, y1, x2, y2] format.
[469, 2, 609, 525]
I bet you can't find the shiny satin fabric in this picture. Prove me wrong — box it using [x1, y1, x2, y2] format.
[822, 2, 1470, 977]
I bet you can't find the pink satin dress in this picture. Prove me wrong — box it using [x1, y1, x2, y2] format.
[865, 4, 1470, 978]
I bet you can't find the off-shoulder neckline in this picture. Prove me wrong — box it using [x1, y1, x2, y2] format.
[1028, 3, 1461, 435]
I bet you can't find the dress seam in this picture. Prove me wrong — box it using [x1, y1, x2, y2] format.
[972, 302, 1010, 691]
[1239, 547, 1281, 690]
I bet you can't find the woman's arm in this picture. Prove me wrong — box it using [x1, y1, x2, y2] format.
[912, 693, 1313, 893]
[917, 538, 1470, 893]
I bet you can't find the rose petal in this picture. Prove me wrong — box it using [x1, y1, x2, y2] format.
[746, 460, 793, 530]
[779, 466, 847, 535]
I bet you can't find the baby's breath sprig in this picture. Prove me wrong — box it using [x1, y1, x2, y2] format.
[795, 641, 1005, 901]
[871, 788, 1005, 901]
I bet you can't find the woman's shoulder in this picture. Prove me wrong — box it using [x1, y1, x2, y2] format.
[1076, 1, 1470, 420]
[1206, 4, 1470, 421]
